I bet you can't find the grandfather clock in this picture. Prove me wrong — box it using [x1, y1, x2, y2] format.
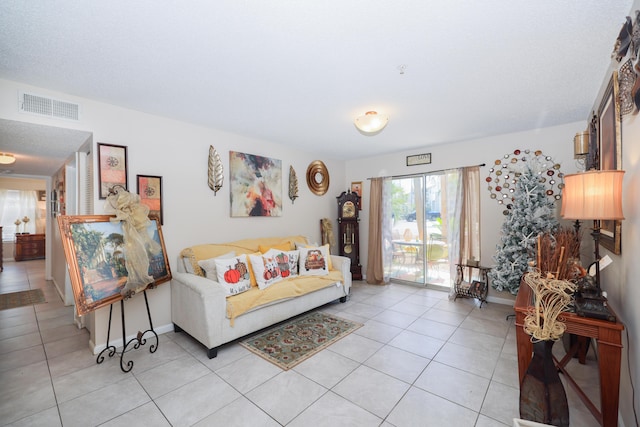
[337, 190, 362, 280]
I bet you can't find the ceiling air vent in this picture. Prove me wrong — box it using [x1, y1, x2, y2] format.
[19, 91, 80, 121]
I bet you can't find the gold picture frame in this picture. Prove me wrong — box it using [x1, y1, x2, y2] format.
[57, 215, 171, 315]
[596, 71, 622, 254]
[350, 181, 362, 209]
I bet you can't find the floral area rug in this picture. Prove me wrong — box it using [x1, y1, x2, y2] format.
[0, 289, 46, 310]
[240, 311, 362, 370]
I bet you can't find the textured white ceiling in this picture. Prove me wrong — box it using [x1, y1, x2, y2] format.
[0, 0, 634, 175]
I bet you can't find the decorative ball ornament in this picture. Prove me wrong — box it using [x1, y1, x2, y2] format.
[486, 149, 564, 214]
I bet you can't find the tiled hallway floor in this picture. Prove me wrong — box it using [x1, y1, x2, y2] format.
[0, 260, 602, 426]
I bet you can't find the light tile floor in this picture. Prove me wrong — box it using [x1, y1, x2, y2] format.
[0, 259, 603, 426]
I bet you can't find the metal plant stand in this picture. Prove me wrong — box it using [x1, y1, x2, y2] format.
[96, 290, 158, 373]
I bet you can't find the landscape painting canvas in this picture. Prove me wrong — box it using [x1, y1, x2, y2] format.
[58, 215, 171, 315]
[229, 151, 282, 217]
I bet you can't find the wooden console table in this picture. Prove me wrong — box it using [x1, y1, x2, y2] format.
[514, 283, 624, 427]
[14, 233, 45, 261]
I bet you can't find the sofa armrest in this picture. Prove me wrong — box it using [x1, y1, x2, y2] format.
[330, 254, 352, 295]
[171, 271, 227, 349]
[172, 271, 227, 297]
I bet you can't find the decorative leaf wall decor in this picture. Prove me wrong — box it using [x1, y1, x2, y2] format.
[208, 145, 224, 195]
[289, 165, 299, 204]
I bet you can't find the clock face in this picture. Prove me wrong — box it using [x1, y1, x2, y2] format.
[342, 201, 356, 218]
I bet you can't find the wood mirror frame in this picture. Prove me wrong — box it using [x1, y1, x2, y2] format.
[306, 160, 330, 195]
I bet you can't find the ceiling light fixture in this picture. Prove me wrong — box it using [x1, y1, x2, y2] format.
[354, 111, 389, 135]
[0, 153, 16, 165]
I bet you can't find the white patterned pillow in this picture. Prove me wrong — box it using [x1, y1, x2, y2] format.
[295, 241, 318, 250]
[249, 253, 283, 290]
[213, 254, 252, 296]
[266, 249, 300, 279]
[298, 246, 329, 276]
[197, 251, 235, 279]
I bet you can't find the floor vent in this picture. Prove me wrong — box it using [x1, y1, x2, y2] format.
[19, 92, 80, 121]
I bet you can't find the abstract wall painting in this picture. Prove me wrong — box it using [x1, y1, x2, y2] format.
[229, 151, 282, 217]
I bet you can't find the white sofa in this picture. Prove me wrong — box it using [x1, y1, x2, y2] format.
[171, 236, 352, 358]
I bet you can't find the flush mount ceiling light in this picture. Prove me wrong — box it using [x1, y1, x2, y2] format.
[0, 153, 16, 165]
[354, 111, 389, 135]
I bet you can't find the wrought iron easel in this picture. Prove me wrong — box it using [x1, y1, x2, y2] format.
[96, 288, 158, 373]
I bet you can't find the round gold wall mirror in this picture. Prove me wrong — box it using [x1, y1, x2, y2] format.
[306, 160, 330, 195]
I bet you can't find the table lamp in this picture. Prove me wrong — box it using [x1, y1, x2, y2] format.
[561, 170, 624, 320]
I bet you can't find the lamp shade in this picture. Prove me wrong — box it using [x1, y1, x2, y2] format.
[561, 170, 625, 220]
[354, 111, 389, 134]
[0, 153, 16, 165]
[573, 131, 589, 156]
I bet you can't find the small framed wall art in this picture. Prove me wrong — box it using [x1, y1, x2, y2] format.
[98, 143, 128, 199]
[137, 175, 163, 225]
[406, 153, 431, 166]
[350, 181, 363, 209]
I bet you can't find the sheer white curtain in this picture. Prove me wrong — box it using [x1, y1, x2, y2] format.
[0, 190, 39, 238]
[444, 168, 463, 286]
[381, 177, 393, 282]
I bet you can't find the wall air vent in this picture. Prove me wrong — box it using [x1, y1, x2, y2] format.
[19, 91, 80, 121]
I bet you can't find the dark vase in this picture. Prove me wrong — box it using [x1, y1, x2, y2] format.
[519, 339, 569, 427]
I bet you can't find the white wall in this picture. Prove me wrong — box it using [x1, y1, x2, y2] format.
[0, 78, 346, 352]
[346, 122, 579, 303]
[597, 4, 640, 426]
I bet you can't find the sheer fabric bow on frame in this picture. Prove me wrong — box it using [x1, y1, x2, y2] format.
[106, 185, 161, 297]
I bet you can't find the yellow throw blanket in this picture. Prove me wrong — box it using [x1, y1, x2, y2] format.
[226, 270, 343, 325]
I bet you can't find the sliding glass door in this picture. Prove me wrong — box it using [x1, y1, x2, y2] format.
[388, 173, 450, 287]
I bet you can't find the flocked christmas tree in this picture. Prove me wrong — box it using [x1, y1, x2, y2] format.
[489, 165, 559, 295]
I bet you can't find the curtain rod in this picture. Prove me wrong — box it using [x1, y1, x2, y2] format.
[366, 163, 486, 180]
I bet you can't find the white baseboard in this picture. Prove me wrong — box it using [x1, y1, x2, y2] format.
[90, 322, 174, 355]
[51, 278, 65, 302]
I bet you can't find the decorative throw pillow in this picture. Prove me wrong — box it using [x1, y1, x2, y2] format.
[213, 254, 252, 296]
[258, 241, 292, 254]
[249, 253, 283, 290]
[246, 251, 262, 287]
[298, 246, 330, 276]
[197, 251, 236, 279]
[295, 241, 318, 250]
[266, 249, 300, 279]
[296, 243, 333, 270]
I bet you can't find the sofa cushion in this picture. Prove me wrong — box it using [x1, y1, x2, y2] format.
[266, 249, 300, 279]
[299, 245, 330, 276]
[248, 253, 284, 290]
[296, 243, 333, 270]
[258, 241, 292, 254]
[180, 235, 309, 277]
[197, 251, 235, 280]
[214, 254, 252, 296]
